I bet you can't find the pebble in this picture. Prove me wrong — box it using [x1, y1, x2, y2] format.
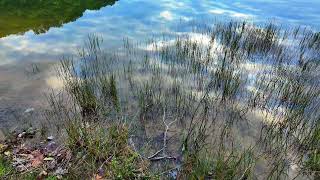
[47, 136, 54, 141]
[18, 132, 26, 138]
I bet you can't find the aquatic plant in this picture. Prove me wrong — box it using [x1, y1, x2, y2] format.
[40, 20, 320, 179]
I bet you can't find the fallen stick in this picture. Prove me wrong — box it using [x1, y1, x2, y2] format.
[149, 156, 176, 161]
[147, 148, 164, 159]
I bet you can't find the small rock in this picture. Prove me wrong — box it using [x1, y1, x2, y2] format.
[18, 132, 26, 138]
[44, 141, 59, 157]
[45, 142, 58, 155]
[47, 136, 54, 141]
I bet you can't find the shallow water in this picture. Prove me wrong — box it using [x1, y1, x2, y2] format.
[0, 0, 320, 127]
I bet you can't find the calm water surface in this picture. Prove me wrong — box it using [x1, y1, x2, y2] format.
[1, 0, 320, 65]
[0, 0, 320, 127]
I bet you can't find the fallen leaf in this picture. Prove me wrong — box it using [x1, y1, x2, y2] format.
[31, 150, 44, 168]
[94, 174, 103, 180]
[32, 159, 43, 167]
[4, 151, 11, 156]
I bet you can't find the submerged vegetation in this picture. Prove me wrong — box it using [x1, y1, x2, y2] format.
[1, 21, 320, 179]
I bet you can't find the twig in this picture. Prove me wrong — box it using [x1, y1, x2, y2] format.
[148, 109, 177, 161]
[162, 109, 177, 156]
[98, 155, 113, 170]
[148, 148, 164, 159]
[238, 166, 250, 180]
[149, 156, 176, 161]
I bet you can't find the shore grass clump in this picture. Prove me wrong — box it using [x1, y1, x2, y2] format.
[65, 121, 151, 179]
[56, 35, 122, 122]
[181, 133, 256, 179]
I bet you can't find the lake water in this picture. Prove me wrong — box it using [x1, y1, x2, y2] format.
[0, 0, 320, 127]
[1, 0, 320, 65]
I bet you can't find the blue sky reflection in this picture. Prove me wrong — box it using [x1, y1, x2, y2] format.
[0, 0, 320, 65]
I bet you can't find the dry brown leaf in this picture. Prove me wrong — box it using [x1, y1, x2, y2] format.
[94, 174, 103, 180]
[32, 158, 43, 168]
[31, 150, 44, 168]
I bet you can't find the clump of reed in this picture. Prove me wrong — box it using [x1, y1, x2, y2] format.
[45, 20, 320, 179]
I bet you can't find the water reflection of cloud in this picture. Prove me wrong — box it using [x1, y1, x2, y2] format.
[160, 11, 174, 21]
[232, 2, 260, 12]
[1, 0, 320, 65]
[209, 8, 254, 19]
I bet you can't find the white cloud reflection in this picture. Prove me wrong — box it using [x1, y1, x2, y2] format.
[0, 0, 320, 65]
[160, 11, 174, 21]
[209, 8, 254, 19]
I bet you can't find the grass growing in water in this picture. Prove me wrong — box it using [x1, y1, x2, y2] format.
[40, 21, 320, 179]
